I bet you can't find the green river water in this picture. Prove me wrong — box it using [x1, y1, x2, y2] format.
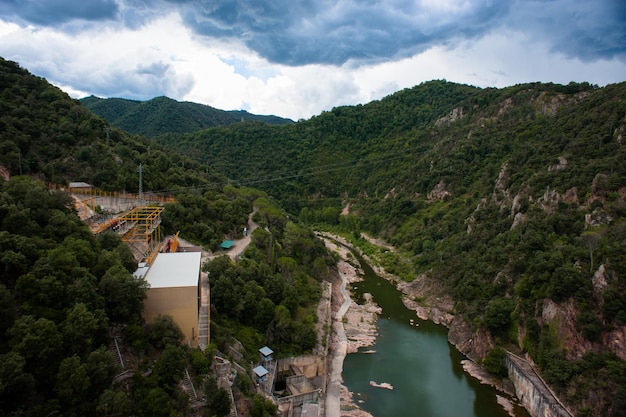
[342, 251, 529, 417]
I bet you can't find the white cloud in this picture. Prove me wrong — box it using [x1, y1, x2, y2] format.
[1, 8, 625, 122]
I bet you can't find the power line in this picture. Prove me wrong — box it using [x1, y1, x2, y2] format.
[148, 146, 416, 197]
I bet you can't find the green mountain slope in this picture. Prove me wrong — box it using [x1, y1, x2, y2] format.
[0, 57, 328, 417]
[81, 95, 293, 137]
[156, 80, 626, 416]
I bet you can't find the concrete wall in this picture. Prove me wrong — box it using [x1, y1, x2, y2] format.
[505, 352, 573, 417]
[286, 374, 316, 396]
[143, 286, 199, 346]
[277, 390, 320, 408]
[277, 355, 325, 379]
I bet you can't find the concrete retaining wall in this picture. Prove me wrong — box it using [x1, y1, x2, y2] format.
[505, 352, 573, 417]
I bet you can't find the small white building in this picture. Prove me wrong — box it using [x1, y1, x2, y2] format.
[68, 181, 93, 191]
[142, 252, 202, 347]
[253, 365, 269, 383]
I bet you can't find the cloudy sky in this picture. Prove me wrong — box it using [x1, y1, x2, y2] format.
[1, 0, 625, 120]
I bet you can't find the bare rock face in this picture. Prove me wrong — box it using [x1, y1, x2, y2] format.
[585, 209, 613, 227]
[511, 212, 527, 230]
[510, 193, 523, 218]
[0, 165, 9, 181]
[541, 299, 593, 360]
[534, 92, 566, 116]
[563, 187, 578, 204]
[548, 156, 568, 172]
[398, 274, 454, 326]
[427, 180, 451, 201]
[398, 274, 496, 362]
[603, 326, 626, 361]
[435, 107, 465, 127]
[538, 188, 561, 213]
[493, 162, 511, 208]
[592, 264, 608, 295]
[448, 317, 494, 362]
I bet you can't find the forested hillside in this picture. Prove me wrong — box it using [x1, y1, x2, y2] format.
[81, 95, 293, 138]
[156, 80, 626, 416]
[0, 57, 330, 417]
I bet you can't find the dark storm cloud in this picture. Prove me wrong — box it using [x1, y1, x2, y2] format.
[170, 0, 626, 65]
[173, 0, 512, 65]
[0, 0, 118, 26]
[2, 0, 624, 65]
[509, 0, 626, 62]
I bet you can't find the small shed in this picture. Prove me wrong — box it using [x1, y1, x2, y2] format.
[253, 365, 269, 382]
[68, 181, 93, 192]
[259, 346, 274, 362]
[219, 240, 235, 250]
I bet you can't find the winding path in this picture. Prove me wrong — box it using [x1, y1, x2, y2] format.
[208, 208, 259, 261]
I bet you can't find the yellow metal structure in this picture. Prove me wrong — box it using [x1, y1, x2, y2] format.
[117, 206, 164, 263]
[171, 231, 180, 253]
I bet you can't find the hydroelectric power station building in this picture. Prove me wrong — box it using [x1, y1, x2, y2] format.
[141, 251, 203, 347]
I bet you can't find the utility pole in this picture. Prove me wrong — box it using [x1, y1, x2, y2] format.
[138, 163, 143, 206]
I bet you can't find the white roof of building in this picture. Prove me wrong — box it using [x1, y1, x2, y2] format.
[259, 346, 274, 357]
[253, 366, 269, 378]
[133, 262, 150, 279]
[68, 181, 92, 188]
[145, 252, 202, 289]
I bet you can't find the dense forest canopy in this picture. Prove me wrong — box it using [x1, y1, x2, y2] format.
[2, 55, 626, 416]
[154, 79, 626, 416]
[80, 95, 293, 138]
[0, 57, 328, 417]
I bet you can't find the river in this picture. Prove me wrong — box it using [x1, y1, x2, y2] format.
[342, 250, 528, 417]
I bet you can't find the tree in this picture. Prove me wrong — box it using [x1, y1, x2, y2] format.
[483, 297, 514, 336]
[146, 314, 185, 350]
[9, 315, 63, 384]
[0, 351, 35, 413]
[204, 375, 231, 417]
[249, 394, 277, 417]
[581, 230, 603, 273]
[0, 283, 15, 334]
[55, 355, 92, 417]
[97, 389, 133, 417]
[136, 387, 175, 417]
[253, 298, 275, 332]
[61, 302, 107, 357]
[269, 305, 293, 345]
[153, 344, 187, 392]
[483, 346, 508, 378]
[84, 347, 116, 398]
[99, 263, 147, 322]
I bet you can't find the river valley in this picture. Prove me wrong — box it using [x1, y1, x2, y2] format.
[340, 247, 530, 417]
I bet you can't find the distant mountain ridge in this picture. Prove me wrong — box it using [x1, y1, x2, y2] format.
[80, 95, 293, 137]
[154, 79, 626, 415]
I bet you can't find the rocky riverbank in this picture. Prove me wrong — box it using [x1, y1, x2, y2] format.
[321, 234, 379, 417]
[320, 232, 522, 417]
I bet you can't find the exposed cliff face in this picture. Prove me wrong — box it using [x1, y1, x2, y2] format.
[396, 267, 609, 417]
[447, 317, 494, 362]
[397, 273, 454, 326]
[0, 165, 9, 181]
[541, 299, 593, 360]
[427, 179, 452, 202]
[397, 272, 574, 417]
